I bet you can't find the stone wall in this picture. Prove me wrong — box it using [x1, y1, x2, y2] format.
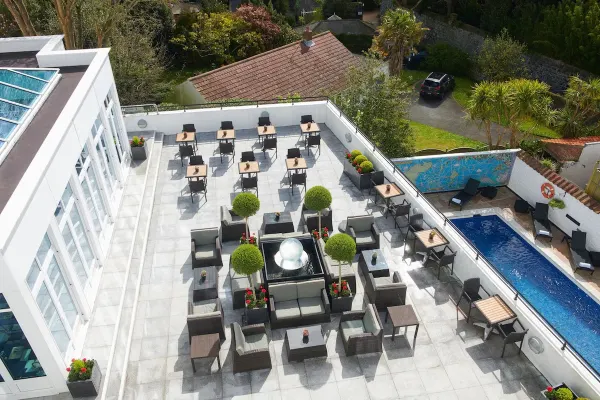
[414, 12, 595, 92]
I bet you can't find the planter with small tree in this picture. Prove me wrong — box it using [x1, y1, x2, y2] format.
[66, 358, 102, 398]
[305, 185, 333, 239]
[232, 192, 261, 240]
[231, 244, 268, 324]
[324, 233, 356, 312]
[344, 150, 376, 190]
[130, 136, 147, 161]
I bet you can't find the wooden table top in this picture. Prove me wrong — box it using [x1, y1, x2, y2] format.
[190, 333, 220, 358]
[257, 125, 277, 136]
[414, 228, 449, 250]
[217, 130, 235, 140]
[238, 161, 260, 174]
[375, 183, 404, 199]
[176, 132, 195, 143]
[387, 305, 419, 328]
[186, 165, 207, 179]
[286, 157, 307, 170]
[300, 123, 320, 134]
[474, 295, 516, 325]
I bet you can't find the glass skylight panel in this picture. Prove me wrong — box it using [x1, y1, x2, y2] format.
[0, 70, 47, 92]
[0, 119, 17, 140]
[14, 69, 56, 81]
[0, 83, 38, 106]
[0, 100, 28, 121]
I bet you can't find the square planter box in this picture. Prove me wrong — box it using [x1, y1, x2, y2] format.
[245, 305, 269, 325]
[343, 162, 373, 191]
[330, 294, 354, 313]
[66, 361, 102, 398]
[541, 383, 579, 399]
[131, 144, 147, 161]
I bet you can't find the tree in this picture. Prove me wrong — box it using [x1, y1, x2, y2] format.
[231, 244, 264, 302]
[466, 81, 497, 149]
[2, 0, 36, 36]
[332, 57, 415, 157]
[556, 76, 600, 138]
[324, 233, 356, 288]
[476, 28, 528, 82]
[232, 193, 261, 238]
[235, 4, 281, 49]
[372, 8, 427, 76]
[304, 186, 332, 235]
[129, 0, 175, 49]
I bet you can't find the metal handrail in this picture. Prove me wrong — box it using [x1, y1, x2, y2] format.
[120, 96, 599, 381]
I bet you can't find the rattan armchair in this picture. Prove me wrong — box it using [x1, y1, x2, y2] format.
[339, 304, 383, 356]
[191, 227, 223, 269]
[364, 271, 407, 310]
[187, 298, 225, 342]
[231, 322, 272, 373]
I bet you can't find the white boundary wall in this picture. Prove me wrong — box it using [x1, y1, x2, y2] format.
[123, 100, 600, 398]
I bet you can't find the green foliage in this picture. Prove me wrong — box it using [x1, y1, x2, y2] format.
[130, 136, 145, 147]
[480, 0, 512, 34]
[323, 0, 359, 19]
[549, 387, 573, 400]
[421, 43, 471, 77]
[556, 76, 600, 138]
[232, 193, 261, 218]
[359, 161, 374, 173]
[332, 57, 415, 157]
[476, 29, 528, 82]
[410, 121, 485, 152]
[353, 155, 368, 165]
[129, 0, 175, 48]
[231, 244, 265, 276]
[541, 158, 558, 172]
[335, 33, 374, 54]
[324, 233, 356, 263]
[304, 186, 333, 212]
[67, 358, 95, 382]
[519, 139, 545, 158]
[455, 0, 481, 26]
[350, 150, 362, 159]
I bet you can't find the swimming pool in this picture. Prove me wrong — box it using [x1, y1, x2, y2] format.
[452, 214, 600, 375]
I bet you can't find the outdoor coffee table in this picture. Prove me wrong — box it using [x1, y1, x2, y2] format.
[474, 295, 516, 340]
[192, 266, 218, 301]
[263, 211, 294, 234]
[385, 305, 419, 344]
[284, 325, 327, 362]
[190, 333, 221, 373]
[359, 249, 389, 278]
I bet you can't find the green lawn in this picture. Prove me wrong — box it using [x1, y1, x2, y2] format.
[410, 121, 485, 151]
[452, 76, 475, 109]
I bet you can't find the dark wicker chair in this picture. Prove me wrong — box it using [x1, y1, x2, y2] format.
[258, 116, 271, 126]
[287, 148, 302, 159]
[189, 178, 207, 203]
[189, 155, 204, 165]
[190, 227, 223, 269]
[231, 322, 272, 373]
[241, 151, 256, 162]
[497, 319, 528, 358]
[402, 228, 426, 264]
[339, 304, 383, 356]
[178, 143, 195, 167]
[220, 206, 246, 242]
[290, 172, 306, 194]
[219, 142, 234, 163]
[363, 271, 407, 310]
[187, 298, 225, 342]
[346, 215, 380, 252]
[300, 115, 313, 124]
[221, 121, 234, 130]
[263, 137, 277, 158]
[390, 200, 411, 229]
[242, 176, 259, 196]
[456, 277, 489, 322]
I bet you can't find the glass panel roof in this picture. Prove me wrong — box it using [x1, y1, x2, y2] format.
[0, 100, 28, 121]
[0, 70, 48, 92]
[0, 119, 17, 140]
[14, 69, 56, 80]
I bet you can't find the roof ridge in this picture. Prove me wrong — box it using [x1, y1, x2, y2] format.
[188, 31, 333, 83]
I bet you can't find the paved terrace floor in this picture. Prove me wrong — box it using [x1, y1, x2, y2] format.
[43, 126, 549, 400]
[426, 189, 600, 301]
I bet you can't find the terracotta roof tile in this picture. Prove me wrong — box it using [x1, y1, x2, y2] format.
[517, 152, 600, 213]
[541, 136, 600, 162]
[188, 32, 357, 102]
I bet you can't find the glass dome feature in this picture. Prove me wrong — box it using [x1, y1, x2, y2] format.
[274, 238, 309, 270]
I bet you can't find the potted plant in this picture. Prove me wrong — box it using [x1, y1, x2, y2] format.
[324, 233, 356, 312]
[66, 358, 102, 398]
[312, 227, 330, 242]
[549, 198, 566, 209]
[232, 192, 261, 239]
[240, 232, 258, 246]
[244, 285, 269, 324]
[542, 384, 579, 399]
[231, 244, 267, 324]
[130, 136, 147, 161]
[343, 150, 376, 190]
[305, 186, 332, 236]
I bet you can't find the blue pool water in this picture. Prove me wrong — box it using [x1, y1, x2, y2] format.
[452, 215, 600, 374]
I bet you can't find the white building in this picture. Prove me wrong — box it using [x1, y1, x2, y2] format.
[0, 36, 129, 398]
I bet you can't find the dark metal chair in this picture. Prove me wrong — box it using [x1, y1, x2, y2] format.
[263, 137, 277, 158]
[369, 171, 385, 195]
[402, 228, 425, 263]
[258, 116, 271, 126]
[390, 200, 411, 229]
[241, 151, 256, 162]
[189, 155, 204, 166]
[306, 134, 321, 155]
[221, 121, 234, 130]
[219, 141, 234, 163]
[183, 123, 196, 132]
[178, 143, 195, 167]
[287, 148, 301, 159]
[428, 245, 457, 279]
[300, 115, 313, 124]
[242, 176, 258, 196]
[402, 213, 429, 241]
[189, 178, 207, 203]
[456, 277, 490, 322]
[290, 172, 306, 194]
[497, 319, 528, 358]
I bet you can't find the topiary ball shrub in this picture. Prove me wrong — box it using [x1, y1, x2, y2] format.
[231, 244, 265, 276]
[305, 186, 332, 212]
[324, 233, 356, 263]
[350, 150, 362, 159]
[353, 155, 368, 166]
[359, 161, 374, 174]
[232, 192, 260, 218]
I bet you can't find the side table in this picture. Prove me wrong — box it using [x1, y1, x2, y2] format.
[190, 333, 221, 373]
[192, 266, 218, 301]
[385, 305, 419, 345]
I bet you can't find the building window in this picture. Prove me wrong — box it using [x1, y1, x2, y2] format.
[0, 294, 46, 380]
[80, 163, 107, 233]
[75, 144, 90, 176]
[90, 114, 102, 139]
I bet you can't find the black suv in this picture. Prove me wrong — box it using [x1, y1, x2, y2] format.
[420, 72, 455, 99]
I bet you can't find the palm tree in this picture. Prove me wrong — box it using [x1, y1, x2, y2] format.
[373, 8, 428, 76]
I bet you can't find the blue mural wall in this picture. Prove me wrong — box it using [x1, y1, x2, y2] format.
[394, 151, 518, 193]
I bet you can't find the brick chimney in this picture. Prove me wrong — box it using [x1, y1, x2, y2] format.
[301, 26, 315, 51]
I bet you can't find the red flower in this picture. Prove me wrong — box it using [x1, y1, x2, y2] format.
[261, 288, 267, 293]
[66, 367, 71, 372]
[323, 233, 328, 237]
[80, 367, 87, 373]
[71, 358, 75, 362]
[547, 387, 553, 393]
[324, 227, 328, 231]
[357, 168, 362, 173]
[242, 233, 246, 237]
[334, 289, 339, 294]
[246, 299, 251, 304]
[82, 358, 86, 362]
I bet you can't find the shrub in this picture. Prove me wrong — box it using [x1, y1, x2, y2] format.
[353, 155, 368, 166]
[130, 136, 145, 147]
[540, 158, 558, 172]
[231, 244, 264, 303]
[422, 43, 472, 77]
[551, 388, 574, 400]
[350, 150, 362, 159]
[519, 139, 544, 158]
[66, 358, 95, 382]
[324, 233, 356, 264]
[232, 193, 260, 218]
[305, 186, 332, 212]
[360, 161, 374, 173]
[549, 198, 565, 209]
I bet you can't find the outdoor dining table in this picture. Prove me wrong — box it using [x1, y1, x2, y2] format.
[300, 122, 320, 138]
[285, 157, 307, 181]
[257, 125, 277, 143]
[474, 295, 517, 340]
[217, 129, 236, 142]
[238, 161, 260, 176]
[186, 164, 207, 179]
[414, 228, 449, 261]
[176, 131, 197, 150]
[374, 183, 405, 218]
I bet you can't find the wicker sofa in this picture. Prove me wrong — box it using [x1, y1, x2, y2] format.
[339, 304, 383, 356]
[316, 238, 357, 293]
[301, 204, 333, 233]
[364, 271, 407, 310]
[220, 206, 246, 242]
[268, 278, 331, 329]
[187, 298, 225, 341]
[231, 322, 272, 373]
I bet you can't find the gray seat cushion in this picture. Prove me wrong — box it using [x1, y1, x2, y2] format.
[274, 300, 301, 320]
[355, 231, 375, 245]
[221, 207, 233, 225]
[374, 276, 393, 287]
[190, 299, 218, 314]
[244, 333, 268, 352]
[363, 305, 379, 334]
[191, 228, 218, 245]
[230, 270, 262, 289]
[348, 216, 373, 232]
[298, 297, 325, 317]
[195, 244, 217, 260]
[270, 282, 298, 302]
[233, 322, 246, 354]
[341, 320, 365, 343]
[297, 279, 324, 299]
